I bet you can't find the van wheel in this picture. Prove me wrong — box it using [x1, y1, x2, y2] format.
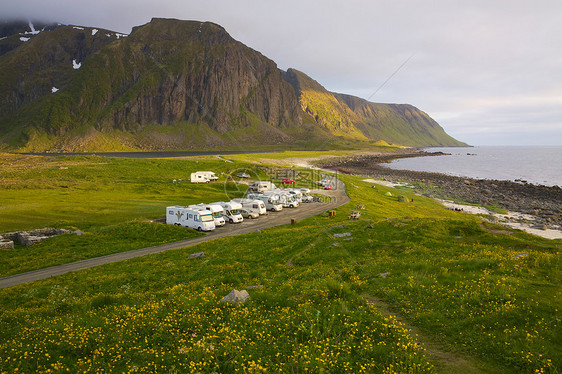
[197, 227, 202, 232]
[229, 219, 233, 223]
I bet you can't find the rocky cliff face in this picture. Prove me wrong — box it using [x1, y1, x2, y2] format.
[0, 18, 466, 151]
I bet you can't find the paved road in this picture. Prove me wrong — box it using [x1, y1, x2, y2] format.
[0, 178, 349, 289]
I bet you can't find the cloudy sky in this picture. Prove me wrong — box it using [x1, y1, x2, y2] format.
[4, 0, 562, 145]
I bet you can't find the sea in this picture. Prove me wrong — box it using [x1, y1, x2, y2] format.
[384, 146, 562, 187]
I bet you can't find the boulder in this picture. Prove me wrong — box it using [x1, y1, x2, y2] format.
[333, 232, 352, 238]
[0, 239, 14, 249]
[221, 289, 251, 304]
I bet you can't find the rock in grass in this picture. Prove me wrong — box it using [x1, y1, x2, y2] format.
[0, 239, 14, 249]
[333, 232, 352, 238]
[188, 252, 205, 259]
[375, 272, 390, 279]
[221, 289, 250, 304]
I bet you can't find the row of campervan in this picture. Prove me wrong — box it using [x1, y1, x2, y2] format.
[166, 186, 314, 232]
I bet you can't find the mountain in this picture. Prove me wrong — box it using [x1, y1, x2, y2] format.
[0, 18, 466, 152]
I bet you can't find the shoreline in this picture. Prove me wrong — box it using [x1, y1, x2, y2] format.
[317, 152, 562, 239]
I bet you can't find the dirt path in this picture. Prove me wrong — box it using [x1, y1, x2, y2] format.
[363, 295, 506, 374]
[0, 178, 348, 289]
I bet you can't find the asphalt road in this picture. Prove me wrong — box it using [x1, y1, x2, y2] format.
[0, 178, 349, 289]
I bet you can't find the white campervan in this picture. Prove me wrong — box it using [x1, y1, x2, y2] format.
[299, 188, 314, 203]
[213, 201, 244, 223]
[190, 171, 219, 183]
[285, 188, 303, 203]
[265, 190, 299, 208]
[247, 194, 283, 212]
[247, 181, 277, 193]
[232, 198, 267, 215]
[188, 203, 226, 227]
[166, 206, 216, 231]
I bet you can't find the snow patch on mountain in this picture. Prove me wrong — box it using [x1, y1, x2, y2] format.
[72, 59, 81, 69]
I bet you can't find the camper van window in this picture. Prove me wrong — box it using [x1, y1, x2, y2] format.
[169, 211, 173, 215]
[253, 204, 258, 208]
[194, 215, 199, 221]
[189, 214, 193, 219]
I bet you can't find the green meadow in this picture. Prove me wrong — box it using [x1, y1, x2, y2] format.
[0, 152, 560, 373]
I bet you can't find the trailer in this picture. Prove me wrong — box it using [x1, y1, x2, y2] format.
[213, 201, 244, 223]
[166, 206, 215, 231]
[247, 194, 283, 212]
[232, 198, 268, 215]
[188, 203, 226, 227]
[190, 171, 219, 183]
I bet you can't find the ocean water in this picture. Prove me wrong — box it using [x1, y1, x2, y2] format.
[385, 146, 562, 187]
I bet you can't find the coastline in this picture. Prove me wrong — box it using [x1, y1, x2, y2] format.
[317, 152, 562, 239]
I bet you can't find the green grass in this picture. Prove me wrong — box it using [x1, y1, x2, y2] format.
[0, 221, 203, 277]
[0, 155, 559, 373]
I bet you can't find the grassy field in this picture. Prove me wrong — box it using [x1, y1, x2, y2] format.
[0, 153, 560, 373]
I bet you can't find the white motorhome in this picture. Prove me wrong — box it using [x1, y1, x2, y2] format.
[166, 206, 215, 231]
[190, 171, 219, 183]
[232, 198, 267, 215]
[265, 190, 299, 208]
[188, 203, 226, 227]
[213, 201, 244, 223]
[247, 181, 277, 193]
[299, 188, 314, 203]
[247, 194, 283, 212]
[284, 188, 303, 203]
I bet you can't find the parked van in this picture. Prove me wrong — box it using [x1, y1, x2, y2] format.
[166, 206, 215, 231]
[232, 198, 268, 215]
[284, 188, 303, 203]
[190, 171, 219, 183]
[213, 201, 244, 223]
[188, 203, 226, 227]
[247, 194, 283, 212]
[247, 181, 277, 193]
[265, 190, 299, 208]
[299, 188, 314, 203]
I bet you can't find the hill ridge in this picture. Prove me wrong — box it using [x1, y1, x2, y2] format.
[0, 18, 466, 151]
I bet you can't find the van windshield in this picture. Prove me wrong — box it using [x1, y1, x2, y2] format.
[200, 214, 214, 222]
[212, 212, 222, 218]
[230, 209, 240, 215]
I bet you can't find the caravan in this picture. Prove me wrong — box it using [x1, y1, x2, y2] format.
[166, 206, 215, 231]
[213, 201, 244, 223]
[188, 203, 226, 227]
[190, 171, 219, 183]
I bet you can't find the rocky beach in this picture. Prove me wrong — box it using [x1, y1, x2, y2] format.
[318, 150, 562, 232]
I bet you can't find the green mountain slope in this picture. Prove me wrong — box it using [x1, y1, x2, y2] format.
[284, 68, 466, 147]
[0, 18, 466, 151]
